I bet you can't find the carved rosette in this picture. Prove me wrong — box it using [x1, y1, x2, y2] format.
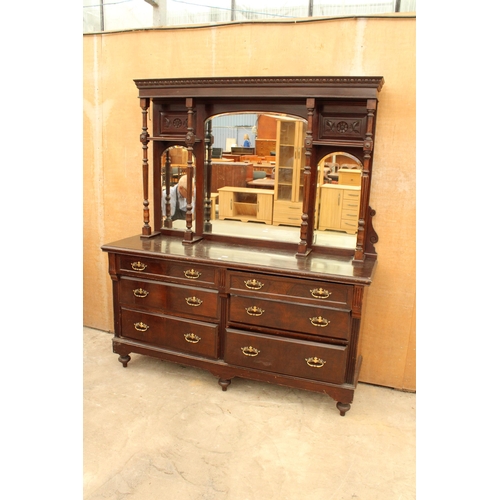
[160, 112, 191, 135]
[319, 116, 366, 140]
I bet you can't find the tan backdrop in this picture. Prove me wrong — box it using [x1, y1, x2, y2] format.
[83, 16, 416, 391]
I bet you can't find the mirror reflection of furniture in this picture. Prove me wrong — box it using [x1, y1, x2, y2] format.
[212, 147, 222, 159]
[316, 153, 363, 233]
[272, 118, 306, 227]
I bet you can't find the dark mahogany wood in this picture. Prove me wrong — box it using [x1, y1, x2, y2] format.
[102, 77, 384, 415]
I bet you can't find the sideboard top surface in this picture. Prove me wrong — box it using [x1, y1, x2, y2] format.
[102, 235, 377, 285]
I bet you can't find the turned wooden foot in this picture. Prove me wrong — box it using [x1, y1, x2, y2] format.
[118, 354, 131, 367]
[218, 378, 232, 391]
[336, 402, 351, 416]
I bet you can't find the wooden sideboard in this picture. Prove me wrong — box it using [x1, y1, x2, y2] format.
[211, 162, 254, 192]
[103, 235, 376, 416]
[102, 76, 384, 416]
[218, 186, 274, 224]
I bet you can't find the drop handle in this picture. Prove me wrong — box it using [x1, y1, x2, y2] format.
[246, 306, 265, 316]
[184, 333, 201, 343]
[310, 287, 331, 299]
[184, 269, 201, 279]
[133, 288, 149, 298]
[241, 346, 260, 357]
[309, 316, 330, 327]
[131, 261, 147, 271]
[185, 297, 203, 307]
[305, 357, 326, 368]
[134, 322, 149, 332]
[244, 279, 264, 290]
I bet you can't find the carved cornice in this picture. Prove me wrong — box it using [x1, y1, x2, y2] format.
[135, 76, 385, 91]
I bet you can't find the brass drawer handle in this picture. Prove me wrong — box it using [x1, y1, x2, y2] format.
[306, 356, 326, 368]
[241, 346, 260, 357]
[185, 296, 203, 307]
[131, 261, 147, 271]
[246, 306, 265, 316]
[244, 279, 264, 290]
[133, 288, 149, 298]
[184, 269, 201, 279]
[310, 287, 331, 299]
[134, 322, 149, 332]
[309, 316, 330, 327]
[184, 333, 201, 343]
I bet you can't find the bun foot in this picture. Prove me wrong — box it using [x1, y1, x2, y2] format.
[336, 402, 351, 416]
[119, 354, 131, 367]
[218, 378, 232, 391]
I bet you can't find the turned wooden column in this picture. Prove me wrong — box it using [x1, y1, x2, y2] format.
[184, 98, 195, 243]
[297, 98, 315, 256]
[139, 98, 151, 237]
[204, 119, 213, 233]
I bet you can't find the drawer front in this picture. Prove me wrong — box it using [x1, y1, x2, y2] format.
[340, 219, 358, 232]
[342, 189, 361, 204]
[341, 208, 359, 220]
[121, 309, 218, 359]
[166, 284, 219, 320]
[119, 255, 167, 276]
[225, 329, 347, 384]
[118, 255, 216, 285]
[228, 296, 350, 340]
[227, 271, 352, 308]
[166, 262, 216, 285]
[273, 201, 302, 224]
[119, 278, 167, 311]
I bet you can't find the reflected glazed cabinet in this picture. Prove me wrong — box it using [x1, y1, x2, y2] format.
[102, 76, 384, 416]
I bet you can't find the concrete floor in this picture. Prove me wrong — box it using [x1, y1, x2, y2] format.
[84, 326, 415, 500]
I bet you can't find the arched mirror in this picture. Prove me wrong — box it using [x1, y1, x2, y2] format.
[160, 145, 196, 229]
[313, 152, 363, 249]
[202, 113, 363, 250]
[203, 112, 308, 244]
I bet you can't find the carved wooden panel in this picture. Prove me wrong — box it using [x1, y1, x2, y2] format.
[159, 112, 190, 135]
[319, 115, 367, 141]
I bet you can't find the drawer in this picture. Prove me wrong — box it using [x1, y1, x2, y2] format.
[227, 271, 352, 308]
[165, 283, 219, 320]
[228, 296, 350, 340]
[341, 208, 359, 220]
[118, 255, 216, 285]
[225, 329, 347, 384]
[272, 201, 302, 224]
[119, 278, 167, 311]
[119, 255, 167, 276]
[342, 190, 361, 203]
[337, 170, 361, 186]
[121, 308, 218, 359]
[340, 219, 358, 232]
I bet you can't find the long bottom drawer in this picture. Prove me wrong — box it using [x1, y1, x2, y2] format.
[121, 308, 218, 359]
[224, 328, 347, 384]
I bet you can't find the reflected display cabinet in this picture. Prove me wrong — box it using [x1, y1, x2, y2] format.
[102, 76, 384, 416]
[273, 119, 306, 226]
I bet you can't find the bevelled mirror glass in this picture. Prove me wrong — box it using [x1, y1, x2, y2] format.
[203, 112, 307, 244]
[161, 145, 196, 229]
[201, 112, 363, 250]
[313, 152, 363, 249]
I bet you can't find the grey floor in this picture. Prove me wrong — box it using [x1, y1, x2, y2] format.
[84, 326, 415, 500]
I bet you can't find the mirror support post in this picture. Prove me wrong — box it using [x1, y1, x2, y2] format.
[204, 119, 213, 233]
[139, 97, 156, 238]
[183, 98, 196, 243]
[297, 98, 315, 256]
